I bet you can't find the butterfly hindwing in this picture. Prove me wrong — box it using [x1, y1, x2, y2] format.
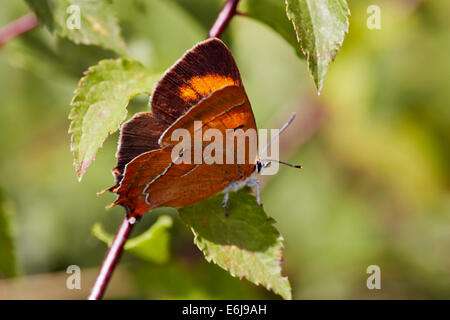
[114, 112, 168, 182]
[114, 87, 257, 218]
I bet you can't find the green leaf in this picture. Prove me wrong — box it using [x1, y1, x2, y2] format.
[285, 0, 350, 93]
[25, 0, 127, 55]
[92, 215, 173, 264]
[241, 0, 304, 58]
[0, 188, 17, 278]
[179, 188, 292, 300]
[69, 58, 157, 180]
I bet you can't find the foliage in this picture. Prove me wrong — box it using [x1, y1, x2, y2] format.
[179, 188, 291, 300]
[69, 59, 156, 180]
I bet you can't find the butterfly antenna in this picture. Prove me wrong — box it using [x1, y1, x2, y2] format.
[261, 159, 303, 169]
[259, 113, 296, 157]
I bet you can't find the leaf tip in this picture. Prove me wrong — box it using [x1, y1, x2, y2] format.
[75, 165, 84, 182]
[75, 157, 94, 182]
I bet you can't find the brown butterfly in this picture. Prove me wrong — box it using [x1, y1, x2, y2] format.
[107, 38, 299, 223]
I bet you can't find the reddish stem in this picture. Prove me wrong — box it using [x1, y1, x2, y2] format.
[88, 217, 134, 300]
[88, 0, 241, 300]
[0, 13, 39, 47]
[208, 0, 240, 38]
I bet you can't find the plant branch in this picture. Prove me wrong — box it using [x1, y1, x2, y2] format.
[87, 0, 241, 300]
[208, 0, 240, 38]
[88, 216, 134, 300]
[0, 13, 39, 48]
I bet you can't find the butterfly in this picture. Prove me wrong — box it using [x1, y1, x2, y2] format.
[107, 38, 299, 223]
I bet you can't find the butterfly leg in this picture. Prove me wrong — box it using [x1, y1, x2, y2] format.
[247, 178, 263, 208]
[222, 192, 229, 217]
[255, 180, 263, 208]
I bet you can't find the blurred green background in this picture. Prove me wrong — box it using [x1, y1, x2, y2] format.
[0, 0, 449, 299]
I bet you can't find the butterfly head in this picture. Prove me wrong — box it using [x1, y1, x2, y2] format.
[255, 160, 263, 174]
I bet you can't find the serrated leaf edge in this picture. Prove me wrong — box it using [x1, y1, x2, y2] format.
[285, 0, 350, 93]
[68, 58, 152, 181]
[185, 211, 292, 300]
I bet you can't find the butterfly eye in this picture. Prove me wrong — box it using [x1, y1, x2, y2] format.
[256, 160, 263, 173]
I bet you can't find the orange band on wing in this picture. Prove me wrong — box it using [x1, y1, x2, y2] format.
[179, 74, 238, 102]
